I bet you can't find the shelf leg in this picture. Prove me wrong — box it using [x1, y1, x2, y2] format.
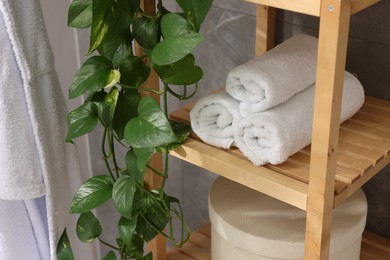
[136, 1, 168, 259]
[305, 0, 352, 259]
[255, 5, 275, 56]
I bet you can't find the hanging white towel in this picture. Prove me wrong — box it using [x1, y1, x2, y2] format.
[0, 4, 46, 200]
[0, 0, 97, 259]
[190, 91, 242, 149]
[234, 72, 365, 166]
[0, 198, 43, 260]
[226, 34, 318, 115]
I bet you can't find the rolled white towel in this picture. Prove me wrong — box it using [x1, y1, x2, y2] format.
[234, 72, 365, 166]
[226, 34, 318, 115]
[190, 91, 242, 149]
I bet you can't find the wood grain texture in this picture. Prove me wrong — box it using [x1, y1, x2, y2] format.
[246, 0, 379, 16]
[169, 96, 389, 214]
[304, 0, 352, 259]
[255, 5, 275, 56]
[167, 224, 390, 260]
[138, 1, 167, 259]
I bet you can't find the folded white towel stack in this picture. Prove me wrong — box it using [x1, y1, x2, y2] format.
[190, 91, 242, 149]
[234, 72, 365, 166]
[226, 34, 318, 116]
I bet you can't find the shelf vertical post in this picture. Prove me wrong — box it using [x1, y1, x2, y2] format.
[305, 0, 352, 259]
[256, 5, 275, 56]
[136, 1, 167, 259]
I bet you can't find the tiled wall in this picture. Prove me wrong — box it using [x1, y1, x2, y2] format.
[181, 0, 390, 238]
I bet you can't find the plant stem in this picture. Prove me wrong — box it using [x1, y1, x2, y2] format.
[108, 130, 120, 178]
[139, 214, 172, 240]
[167, 84, 199, 100]
[160, 151, 169, 200]
[160, 83, 170, 199]
[102, 128, 115, 181]
[146, 164, 164, 176]
[98, 237, 120, 251]
[163, 83, 169, 117]
[157, 0, 163, 13]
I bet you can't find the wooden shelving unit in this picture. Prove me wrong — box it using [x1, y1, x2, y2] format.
[165, 0, 388, 259]
[165, 224, 390, 260]
[170, 96, 390, 211]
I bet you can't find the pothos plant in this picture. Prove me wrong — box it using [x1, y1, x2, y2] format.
[56, 0, 213, 259]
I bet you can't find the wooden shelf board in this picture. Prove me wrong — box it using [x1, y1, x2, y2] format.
[170, 96, 389, 210]
[245, 0, 379, 16]
[334, 152, 390, 208]
[167, 224, 390, 260]
[171, 137, 309, 210]
[246, 0, 320, 16]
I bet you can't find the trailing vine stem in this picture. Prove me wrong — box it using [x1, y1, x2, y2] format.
[98, 237, 120, 251]
[59, 0, 213, 258]
[167, 83, 199, 100]
[157, 0, 163, 13]
[108, 129, 120, 178]
[102, 128, 115, 181]
[159, 83, 170, 200]
[146, 164, 165, 176]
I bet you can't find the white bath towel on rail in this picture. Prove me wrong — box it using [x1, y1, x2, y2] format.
[0, 0, 97, 259]
[190, 91, 242, 149]
[234, 72, 365, 166]
[226, 34, 318, 115]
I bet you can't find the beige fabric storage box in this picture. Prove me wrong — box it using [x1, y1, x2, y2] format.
[209, 177, 368, 260]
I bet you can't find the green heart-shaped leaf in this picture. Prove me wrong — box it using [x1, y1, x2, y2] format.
[118, 216, 138, 248]
[116, 0, 140, 17]
[88, 0, 115, 54]
[97, 2, 134, 66]
[124, 97, 176, 148]
[113, 92, 141, 140]
[99, 30, 133, 68]
[133, 147, 155, 172]
[112, 175, 136, 218]
[119, 56, 150, 88]
[136, 191, 170, 241]
[76, 211, 102, 242]
[160, 13, 194, 38]
[66, 102, 98, 141]
[57, 229, 74, 260]
[177, 0, 213, 32]
[125, 150, 144, 185]
[102, 251, 116, 260]
[133, 16, 160, 50]
[116, 235, 144, 258]
[68, 0, 92, 28]
[101, 87, 119, 126]
[69, 56, 120, 99]
[156, 120, 190, 152]
[155, 54, 203, 85]
[164, 66, 203, 85]
[70, 175, 113, 214]
[151, 14, 203, 65]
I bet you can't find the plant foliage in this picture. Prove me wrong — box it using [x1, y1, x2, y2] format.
[59, 0, 212, 259]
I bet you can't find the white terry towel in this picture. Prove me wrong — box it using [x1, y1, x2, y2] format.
[0, 197, 50, 260]
[190, 91, 242, 149]
[0, 0, 97, 259]
[226, 34, 318, 115]
[234, 72, 365, 166]
[0, 8, 46, 199]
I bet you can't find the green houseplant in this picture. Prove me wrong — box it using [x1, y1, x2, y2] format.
[56, 0, 213, 259]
